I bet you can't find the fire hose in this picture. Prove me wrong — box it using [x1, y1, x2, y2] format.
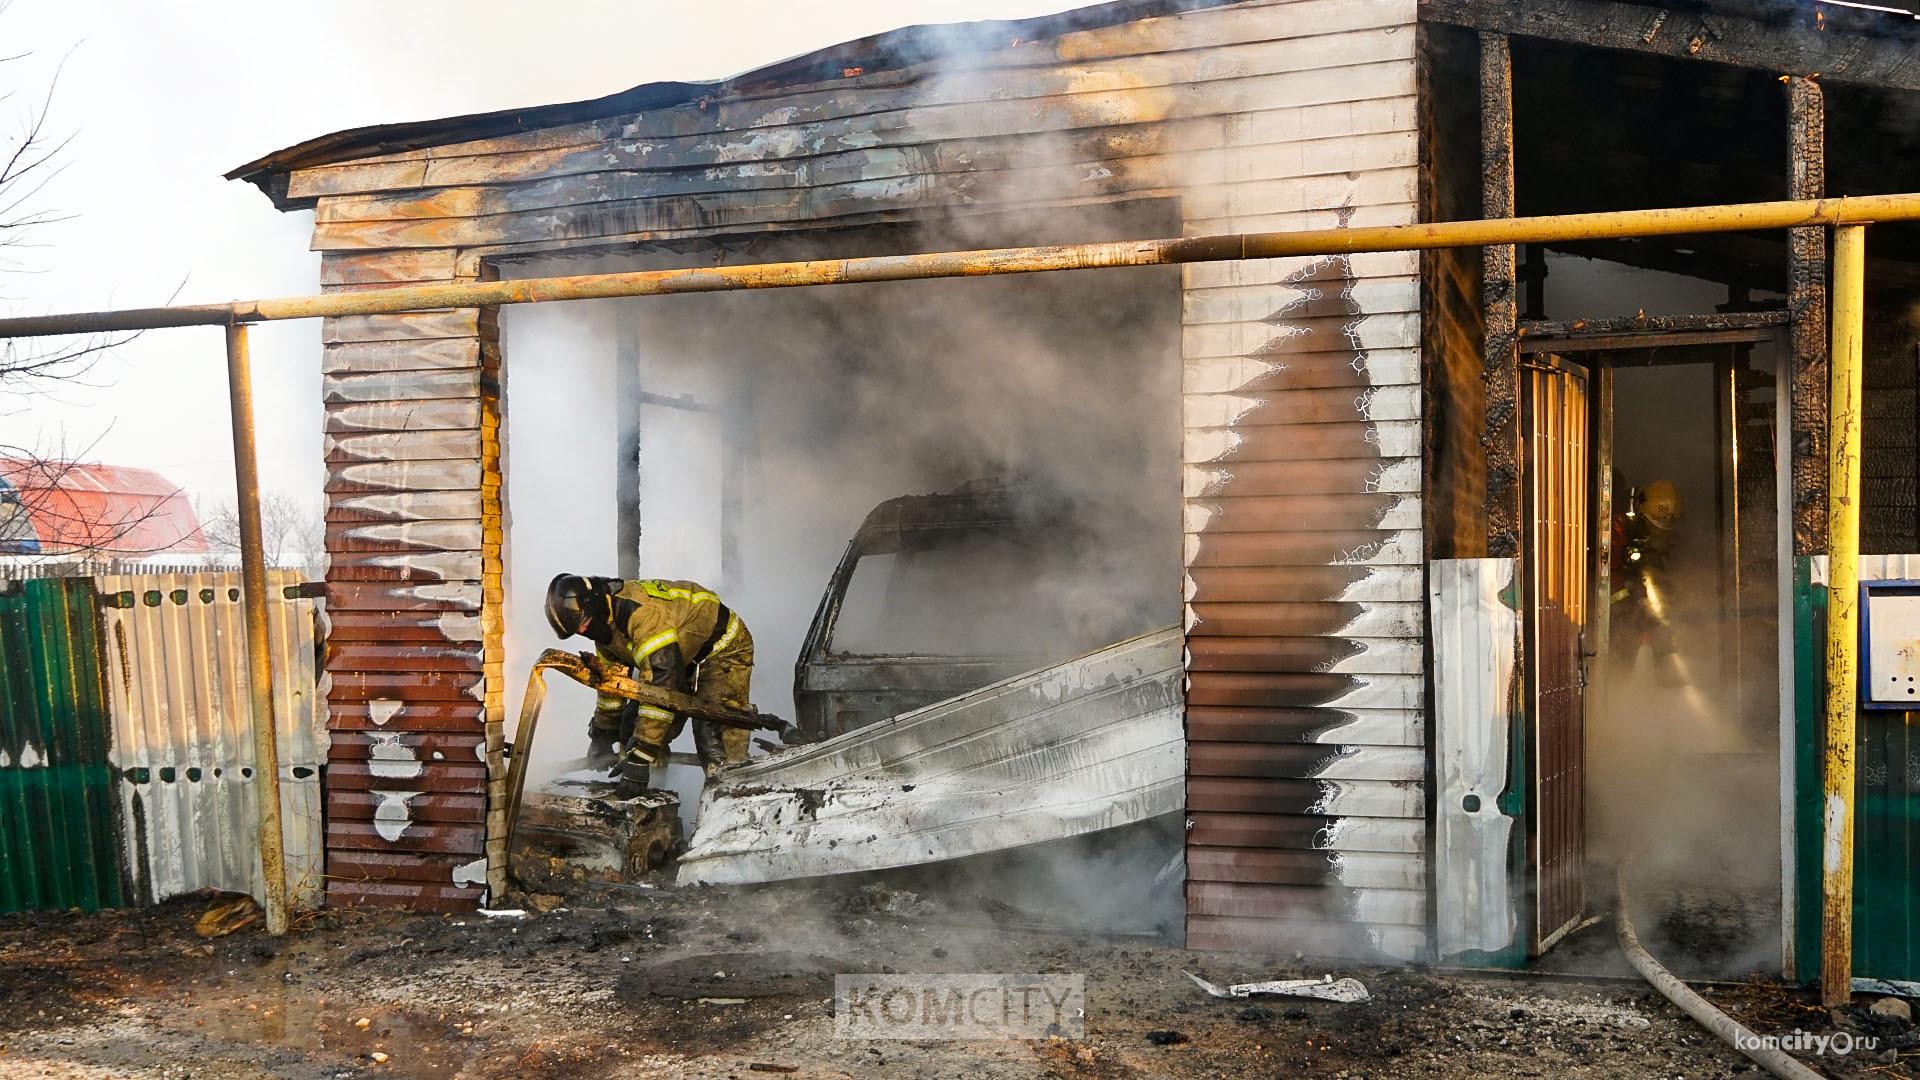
[504, 648, 809, 851]
[1615, 861, 1823, 1080]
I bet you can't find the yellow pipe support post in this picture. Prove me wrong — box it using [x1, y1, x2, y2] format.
[1821, 224, 1867, 1006]
[224, 323, 290, 936]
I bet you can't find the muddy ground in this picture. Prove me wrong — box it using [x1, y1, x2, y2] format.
[0, 883, 1912, 1079]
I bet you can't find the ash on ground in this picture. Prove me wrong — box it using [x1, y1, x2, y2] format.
[0, 882, 1910, 1079]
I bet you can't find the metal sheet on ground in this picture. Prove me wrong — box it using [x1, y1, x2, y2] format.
[675, 627, 1183, 885]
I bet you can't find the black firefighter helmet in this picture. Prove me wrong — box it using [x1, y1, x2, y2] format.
[544, 573, 606, 641]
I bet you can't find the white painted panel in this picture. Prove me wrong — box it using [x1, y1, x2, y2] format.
[1182, 349, 1422, 395]
[1183, 312, 1422, 360]
[1430, 558, 1520, 960]
[1182, 277, 1421, 326]
[1184, 250, 1417, 291]
[1863, 587, 1920, 706]
[1184, 419, 1423, 464]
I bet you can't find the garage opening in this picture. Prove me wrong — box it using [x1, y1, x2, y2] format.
[499, 201, 1186, 931]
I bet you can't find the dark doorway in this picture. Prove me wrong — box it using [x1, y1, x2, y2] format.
[1528, 329, 1786, 978]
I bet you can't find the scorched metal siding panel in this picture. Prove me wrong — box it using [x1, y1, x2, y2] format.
[1178, 0, 1425, 960]
[96, 571, 328, 909]
[1430, 558, 1519, 960]
[316, 302, 498, 910]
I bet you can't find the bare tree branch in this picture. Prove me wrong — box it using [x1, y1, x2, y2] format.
[193, 492, 327, 577]
[0, 19, 147, 397]
[0, 431, 195, 559]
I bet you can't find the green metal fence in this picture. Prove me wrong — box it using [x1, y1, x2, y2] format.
[0, 578, 124, 912]
[1795, 557, 1920, 984]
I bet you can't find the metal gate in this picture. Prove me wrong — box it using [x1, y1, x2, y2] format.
[1524, 355, 1590, 953]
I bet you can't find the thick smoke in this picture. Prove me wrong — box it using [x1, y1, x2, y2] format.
[1546, 254, 1786, 977]
[500, 203, 1185, 813]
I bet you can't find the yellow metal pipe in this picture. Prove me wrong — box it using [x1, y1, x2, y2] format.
[1821, 224, 1867, 1006]
[1, 194, 1919, 337]
[224, 323, 290, 937]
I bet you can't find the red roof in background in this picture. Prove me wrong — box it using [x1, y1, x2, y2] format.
[0, 459, 207, 555]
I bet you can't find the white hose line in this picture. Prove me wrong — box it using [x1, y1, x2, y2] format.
[1615, 864, 1825, 1080]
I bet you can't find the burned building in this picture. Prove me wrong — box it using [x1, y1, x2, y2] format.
[224, 0, 1920, 979]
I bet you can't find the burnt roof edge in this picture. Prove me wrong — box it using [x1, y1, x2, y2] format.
[227, 0, 1238, 211]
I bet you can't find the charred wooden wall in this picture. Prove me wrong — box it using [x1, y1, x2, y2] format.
[283, 0, 1427, 954]
[1418, 24, 1486, 561]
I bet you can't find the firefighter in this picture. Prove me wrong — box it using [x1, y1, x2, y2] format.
[544, 574, 754, 785]
[1610, 479, 1682, 678]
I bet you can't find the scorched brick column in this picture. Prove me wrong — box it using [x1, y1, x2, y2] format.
[316, 247, 504, 910]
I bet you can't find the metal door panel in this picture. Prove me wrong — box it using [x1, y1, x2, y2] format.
[1525, 356, 1589, 953]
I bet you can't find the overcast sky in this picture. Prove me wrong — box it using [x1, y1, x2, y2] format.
[4, 0, 1072, 512]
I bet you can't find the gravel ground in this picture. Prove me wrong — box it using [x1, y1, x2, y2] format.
[0, 883, 1912, 1079]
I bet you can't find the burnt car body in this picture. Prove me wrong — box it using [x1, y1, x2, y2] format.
[792, 477, 1164, 737]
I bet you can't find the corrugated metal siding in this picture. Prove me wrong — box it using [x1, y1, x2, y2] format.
[281, 0, 1426, 937]
[0, 578, 124, 911]
[1797, 554, 1920, 981]
[96, 571, 329, 909]
[1181, 0, 1424, 957]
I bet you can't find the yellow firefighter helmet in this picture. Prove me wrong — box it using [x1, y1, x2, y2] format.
[1641, 480, 1681, 530]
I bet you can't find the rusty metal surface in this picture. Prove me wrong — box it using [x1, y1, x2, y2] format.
[509, 773, 680, 893]
[1522, 358, 1589, 954]
[95, 570, 327, 910]
[9, 198, 1920, 339]
[224, 324, 291, 935]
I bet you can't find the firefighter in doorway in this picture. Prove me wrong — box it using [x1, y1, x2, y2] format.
[1610, 478, 1682, 679]
[544, 574, 754, 785]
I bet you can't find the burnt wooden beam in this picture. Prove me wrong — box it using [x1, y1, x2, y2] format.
[1483, 31, 1522, 559]
[1788, 75, 1828, 557]
[1519, 310, 1788, 340]
[1420, 0, 1920, 90]
[1519, 329, 1775, 355]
